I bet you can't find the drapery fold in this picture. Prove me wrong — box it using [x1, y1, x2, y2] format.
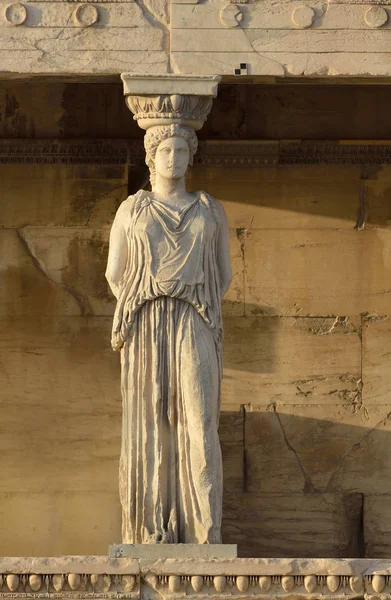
[111, 190, 222, 351]
[120, 297, 222, 544]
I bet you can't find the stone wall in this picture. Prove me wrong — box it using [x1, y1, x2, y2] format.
[1, 81, 391, 557]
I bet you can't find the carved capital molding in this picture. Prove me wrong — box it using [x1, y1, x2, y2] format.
[121, 75, 220, 131]
[125, 94, 215, 132]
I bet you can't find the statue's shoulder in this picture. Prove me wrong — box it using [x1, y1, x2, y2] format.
[199, 191, 227, 225]
[116, 190, 149, 217]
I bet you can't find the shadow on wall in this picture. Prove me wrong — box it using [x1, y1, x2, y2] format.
[220, 408, 391, 559]
[203, 84, 391, 142]
[188, 164, 391, 230]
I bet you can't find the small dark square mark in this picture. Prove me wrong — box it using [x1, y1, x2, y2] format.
[240, 63, 247, 69]
[234, 68, 241, 75]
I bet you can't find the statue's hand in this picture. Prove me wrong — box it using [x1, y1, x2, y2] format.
[111, 332, 124, 352]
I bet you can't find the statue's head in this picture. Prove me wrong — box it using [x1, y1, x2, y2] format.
[144, 124, 198, 188]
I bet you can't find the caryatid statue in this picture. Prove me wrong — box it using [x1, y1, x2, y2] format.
[105, 77, 232, 545]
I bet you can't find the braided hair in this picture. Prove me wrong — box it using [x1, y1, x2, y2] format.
[144, 124, 198, 188]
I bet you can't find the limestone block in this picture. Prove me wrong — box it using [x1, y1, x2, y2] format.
[219, 410, 244, 493]
[0, 491, 121, 556]
[262, 51, 391, 78]
[0, 316, 121, 493]
[223, 492, 363, 558]
[243, 409, 306, 493]
[173, 49, 391, 77]
[142, 0, 170, 27]
[171, 52, 284, 77]
[362, 317, 391, 404]
[365, 165, 391, 229]
[0, 27, 164, 52]
[173, 28, 391, 54]
[329, 411, 391, 495]
[171, 29, 253, 53]
[0, 229, 79, 316]
[188, 165, 361, 230]
[222, 230, 244, 316]
[247, 29, 391, 54]
[222, 316, 361, 410]
[364, 496, 391, 557]
[245, 230, 391, 317]
[244, 405, 391, 494]
[322, 319, 391, 494]
[18, 228, 114, 316]
[0, 50, 168, 75]
[0, 164, 128, 228]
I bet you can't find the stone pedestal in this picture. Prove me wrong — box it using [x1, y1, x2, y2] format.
[109, 543, 238, 559]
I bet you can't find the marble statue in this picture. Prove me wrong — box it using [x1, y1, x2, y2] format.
[106, 112, 231, 544]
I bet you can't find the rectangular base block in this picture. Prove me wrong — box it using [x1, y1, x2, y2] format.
[109, 543, 238, 559]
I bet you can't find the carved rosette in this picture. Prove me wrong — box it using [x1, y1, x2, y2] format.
[121, 74, 221, 131]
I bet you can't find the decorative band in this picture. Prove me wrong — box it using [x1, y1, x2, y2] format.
[1, 139, 391, 166]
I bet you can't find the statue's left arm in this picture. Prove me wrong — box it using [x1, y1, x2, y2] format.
[105, 201, 129, 300]
[216, 201, 232, 297]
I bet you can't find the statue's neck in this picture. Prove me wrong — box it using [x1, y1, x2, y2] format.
[153, 175, 195, 208]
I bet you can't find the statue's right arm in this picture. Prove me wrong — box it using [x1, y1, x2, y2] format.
[105, 202, 129, 300]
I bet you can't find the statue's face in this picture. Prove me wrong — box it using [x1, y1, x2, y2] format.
[155, 136, 190, 180]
